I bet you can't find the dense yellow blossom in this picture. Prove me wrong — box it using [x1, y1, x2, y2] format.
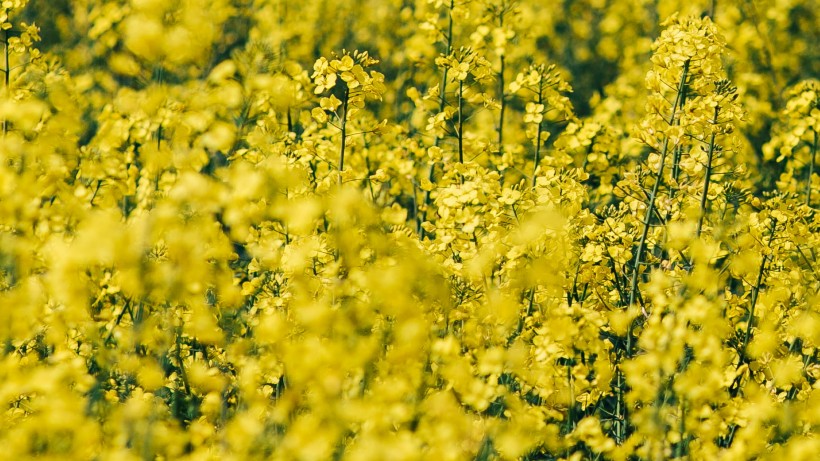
[0, 1, 818, 460]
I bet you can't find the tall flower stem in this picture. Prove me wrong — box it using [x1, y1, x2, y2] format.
[2, 28, 9, 137]
[498, 54, 506, 151]
[670, 87, 689, 183]
[627, 60, 690, 318]
[737, 218, 777, 368]
[419, 0, 455, 238]
[807, 129, 817, 207]
[338, 87, 349, 184]
[531, 72, 545, 187]
[696, 104, 721, 237]
[615, 367, 626, 443]
[457, 79, 464, 164]
[496, 2, 509, 154]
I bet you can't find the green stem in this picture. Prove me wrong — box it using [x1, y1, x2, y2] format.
[532, 71, 545, 187]
[696, 105, 720, 237]
[566, 362, 574, 435]
[674, 400, 688, 457]
[508, 287, 535, 346]
[419, 0, 454, 239]
[3, 28, 9, 137]
[438, 0, 455, 126]
[497, 4, 506, 153]
[175, 327, 191, 396]
[287, 107, 293, 134]
[498, 54, 505, 152]
[627, 60, 690, 316]
[338, 87, 349, 183]
[806, 129, 817, 207]
[419, 163, 436, 240]
[737, 218, 777, 368]
[615, 367, 625, 444]
[457, 79, 464, 164]
[670, 89, 688, 184]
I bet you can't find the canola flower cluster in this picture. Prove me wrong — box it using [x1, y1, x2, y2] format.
[0, 1, 818, 460]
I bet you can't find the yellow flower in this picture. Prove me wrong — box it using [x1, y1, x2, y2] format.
[320, 94, 342, 111]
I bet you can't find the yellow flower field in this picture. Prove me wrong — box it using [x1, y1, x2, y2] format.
[1, 1, 818, 459]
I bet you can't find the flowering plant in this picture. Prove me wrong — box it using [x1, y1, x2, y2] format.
[1, 1, 819, 460]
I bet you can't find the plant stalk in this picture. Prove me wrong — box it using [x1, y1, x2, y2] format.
[3, 28, 9, 137]
[338, 87, 350, 183]
[737, 218, 777, 367]
[457, 79, 464, 164]
[419, 0, 455, 238]
[696, 105, 720, 237]
[498, 54, 506, 151]
[627, 60, 690, 316]
[807, 129, 817, 207]
[532, 71, 545, 187]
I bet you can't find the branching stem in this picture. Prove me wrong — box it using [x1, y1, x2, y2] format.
[419, 0, 455, 238]
[627, 60, 690, 318]
[737, 218, 777, 368]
